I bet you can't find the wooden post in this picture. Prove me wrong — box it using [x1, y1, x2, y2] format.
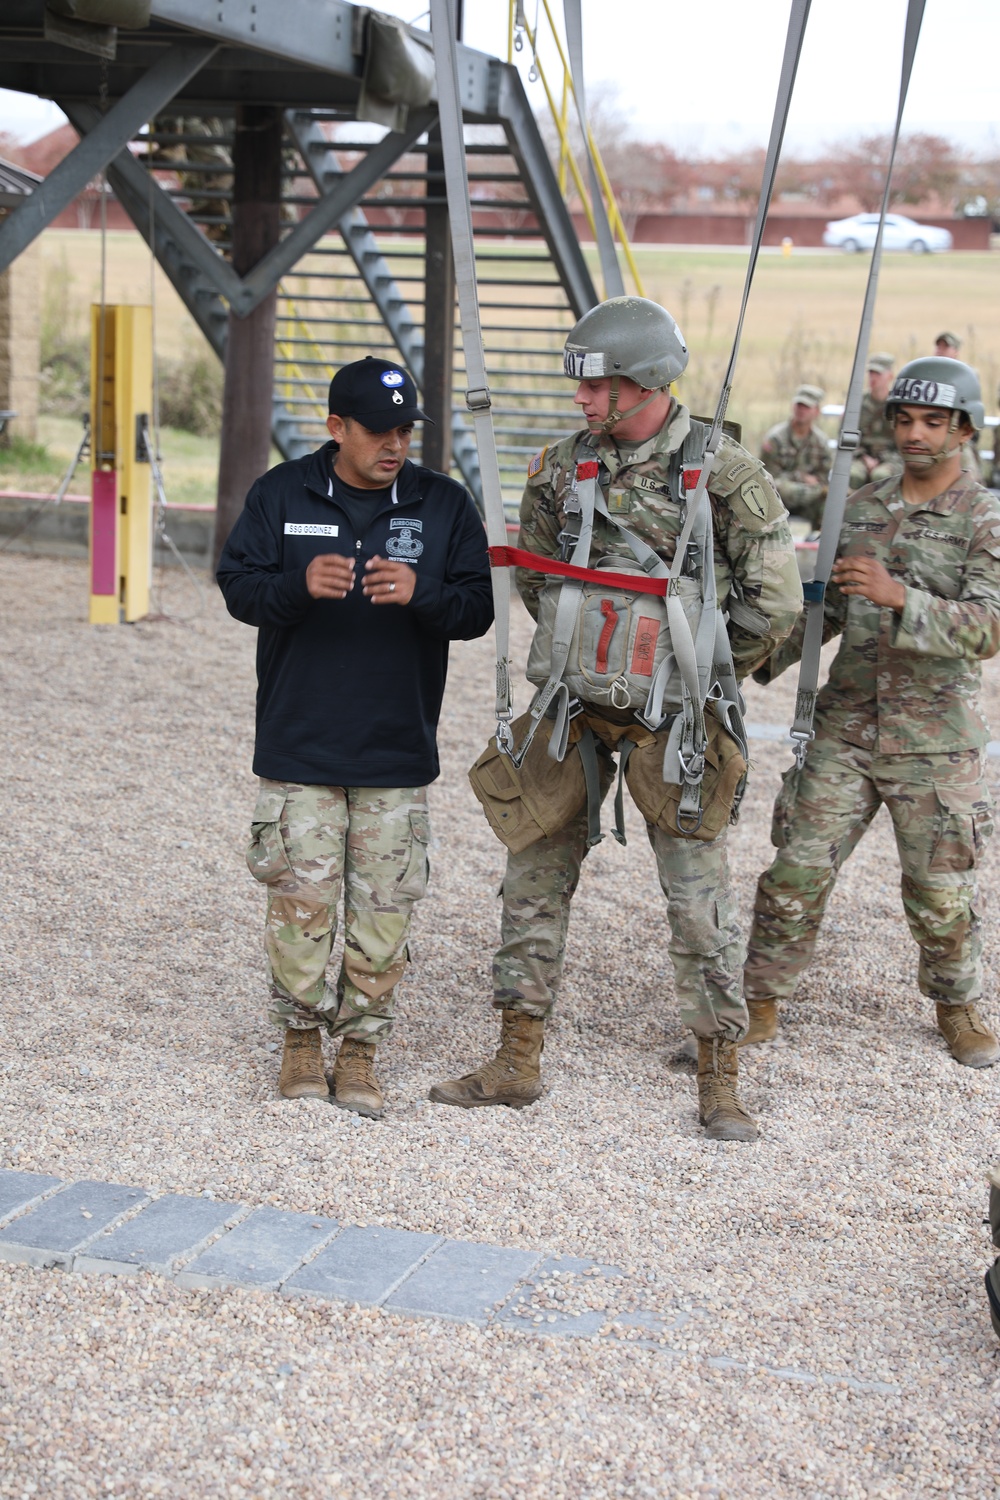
[421, 123, 455, 475]
[212, 105, 283, 569]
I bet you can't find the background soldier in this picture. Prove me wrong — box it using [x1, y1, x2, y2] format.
[934, 331, 961, 357]
[760, 383, 831, 529]
[850, 352, 899, 489]
[217, 358, 492, 1117]
[743, 357, 1000, 1070]
[431, 297, 802, 1141]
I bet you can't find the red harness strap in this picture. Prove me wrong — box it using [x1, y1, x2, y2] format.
[488, 544, 668, 598]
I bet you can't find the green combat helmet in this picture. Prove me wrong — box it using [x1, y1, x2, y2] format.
[563, 296, 688, 433]
[885, 356, 985, 432]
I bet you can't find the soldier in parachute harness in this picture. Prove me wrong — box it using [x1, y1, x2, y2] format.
[743, 358, 1000, 1068]
[430, 297, 803, 1141]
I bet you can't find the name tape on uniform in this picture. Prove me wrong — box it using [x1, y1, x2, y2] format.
[285, 523, 339, 537]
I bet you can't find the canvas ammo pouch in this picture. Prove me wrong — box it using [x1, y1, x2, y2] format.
[524, 557, 702, 717]
[468, 710, 587, 854]
[621, 712, 748, 843]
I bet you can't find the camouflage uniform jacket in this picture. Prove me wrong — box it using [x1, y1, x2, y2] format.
[760, 419, 830, 488]
[766, 471, 1000, 753]
[857, 392, 898, 468]
[517, 403, 803, 683]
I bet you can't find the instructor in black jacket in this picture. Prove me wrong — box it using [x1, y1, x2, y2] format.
[218, 357, 493, 1117]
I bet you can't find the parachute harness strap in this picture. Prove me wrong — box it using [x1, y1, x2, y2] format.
[429, 0, 514, 752]
[790, 0, 927, 768]
[662, 0, 814, 824]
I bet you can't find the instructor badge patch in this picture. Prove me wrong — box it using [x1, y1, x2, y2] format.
[386, 517, 424, 560]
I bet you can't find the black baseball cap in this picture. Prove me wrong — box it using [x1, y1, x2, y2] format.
[327, 356, 432, 431]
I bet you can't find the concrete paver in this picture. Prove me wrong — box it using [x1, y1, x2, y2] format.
[174, 1205, 338, 1291]
[384, 1238, 543, 1324]
[0, 1169, 62, 1227]
[284, 1223, 443, 1306]
[75, 1192, 244, 1276]
[0, 1181, 148, 1269]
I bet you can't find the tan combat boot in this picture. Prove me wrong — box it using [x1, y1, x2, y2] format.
[429, 1008, 545, 1109]
[696, 1035, 758, 1142]
[278, 1027, 329, 1100]
[331, 1038, 385, 1119]
[935, 1003, 1000, 1069]
[739, 998, 779, 1047]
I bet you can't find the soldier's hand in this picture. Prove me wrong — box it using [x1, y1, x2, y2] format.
[831, 556, 906, 612]
[306, 552, 355, 599]
[363, 555, 416, 605]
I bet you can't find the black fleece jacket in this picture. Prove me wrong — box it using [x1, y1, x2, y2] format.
[217, 442, 493, 787]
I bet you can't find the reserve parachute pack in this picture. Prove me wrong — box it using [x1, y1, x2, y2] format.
[507, 417, 751, 843]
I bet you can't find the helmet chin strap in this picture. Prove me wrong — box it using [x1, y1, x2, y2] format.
[927, 412, 966, 466]
[593, 376, 668, 436]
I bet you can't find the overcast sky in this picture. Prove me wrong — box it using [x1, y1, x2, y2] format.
[1, 0, 997, 154]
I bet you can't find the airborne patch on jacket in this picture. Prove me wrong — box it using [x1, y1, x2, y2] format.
[528, 447, 547, 478]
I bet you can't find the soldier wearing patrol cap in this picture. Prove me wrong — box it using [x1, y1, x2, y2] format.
[430, 296, 803, 1142]
[934, 331, 961, 357]
[217, 357, 492, 1117]
[760, 384, 831, 529]
[850, 352, 899, 489]
[743, 356, 1000, 1070]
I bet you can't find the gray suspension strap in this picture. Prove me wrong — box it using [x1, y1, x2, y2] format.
[429, 0, 515, 753]
[656, 0, 811, 829]
[789, 0, 926, 767]
[563, 0, 625, 300]
[511, 448, 600, 768]
[576, 726, 607, 849]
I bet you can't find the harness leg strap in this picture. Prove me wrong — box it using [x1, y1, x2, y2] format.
[577, 727, 606, 849]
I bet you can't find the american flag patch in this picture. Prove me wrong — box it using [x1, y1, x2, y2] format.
[527, 447, 546, 478]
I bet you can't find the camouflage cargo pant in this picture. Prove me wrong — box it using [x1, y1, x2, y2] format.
[245, 780, 430, 1040]
[493, 788, 748, 1042]
[744, 738, 993, 1006]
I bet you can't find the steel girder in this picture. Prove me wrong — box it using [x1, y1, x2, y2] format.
[281, 109, 482, 489]
[0, 39, 217, 274]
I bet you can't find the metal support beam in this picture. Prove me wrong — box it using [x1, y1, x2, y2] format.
[0, 41, 217, 274]
[233, 107, 437, 316]
[214, 105, 284, 567]
[421, 123, 454, 473]
[61, 100, 242, 323]
[148, 0, 498, 113]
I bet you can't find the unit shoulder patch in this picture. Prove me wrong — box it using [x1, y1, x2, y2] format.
[740, 479, 769, 520]
[720, 464, 784, 532]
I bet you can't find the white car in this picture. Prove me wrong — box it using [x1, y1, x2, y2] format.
[822, 213, 953, 254]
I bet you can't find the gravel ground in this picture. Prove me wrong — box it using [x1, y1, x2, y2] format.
[2, 552, 1000, 1497]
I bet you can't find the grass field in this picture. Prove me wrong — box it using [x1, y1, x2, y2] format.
[7, 229, 999, 504]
